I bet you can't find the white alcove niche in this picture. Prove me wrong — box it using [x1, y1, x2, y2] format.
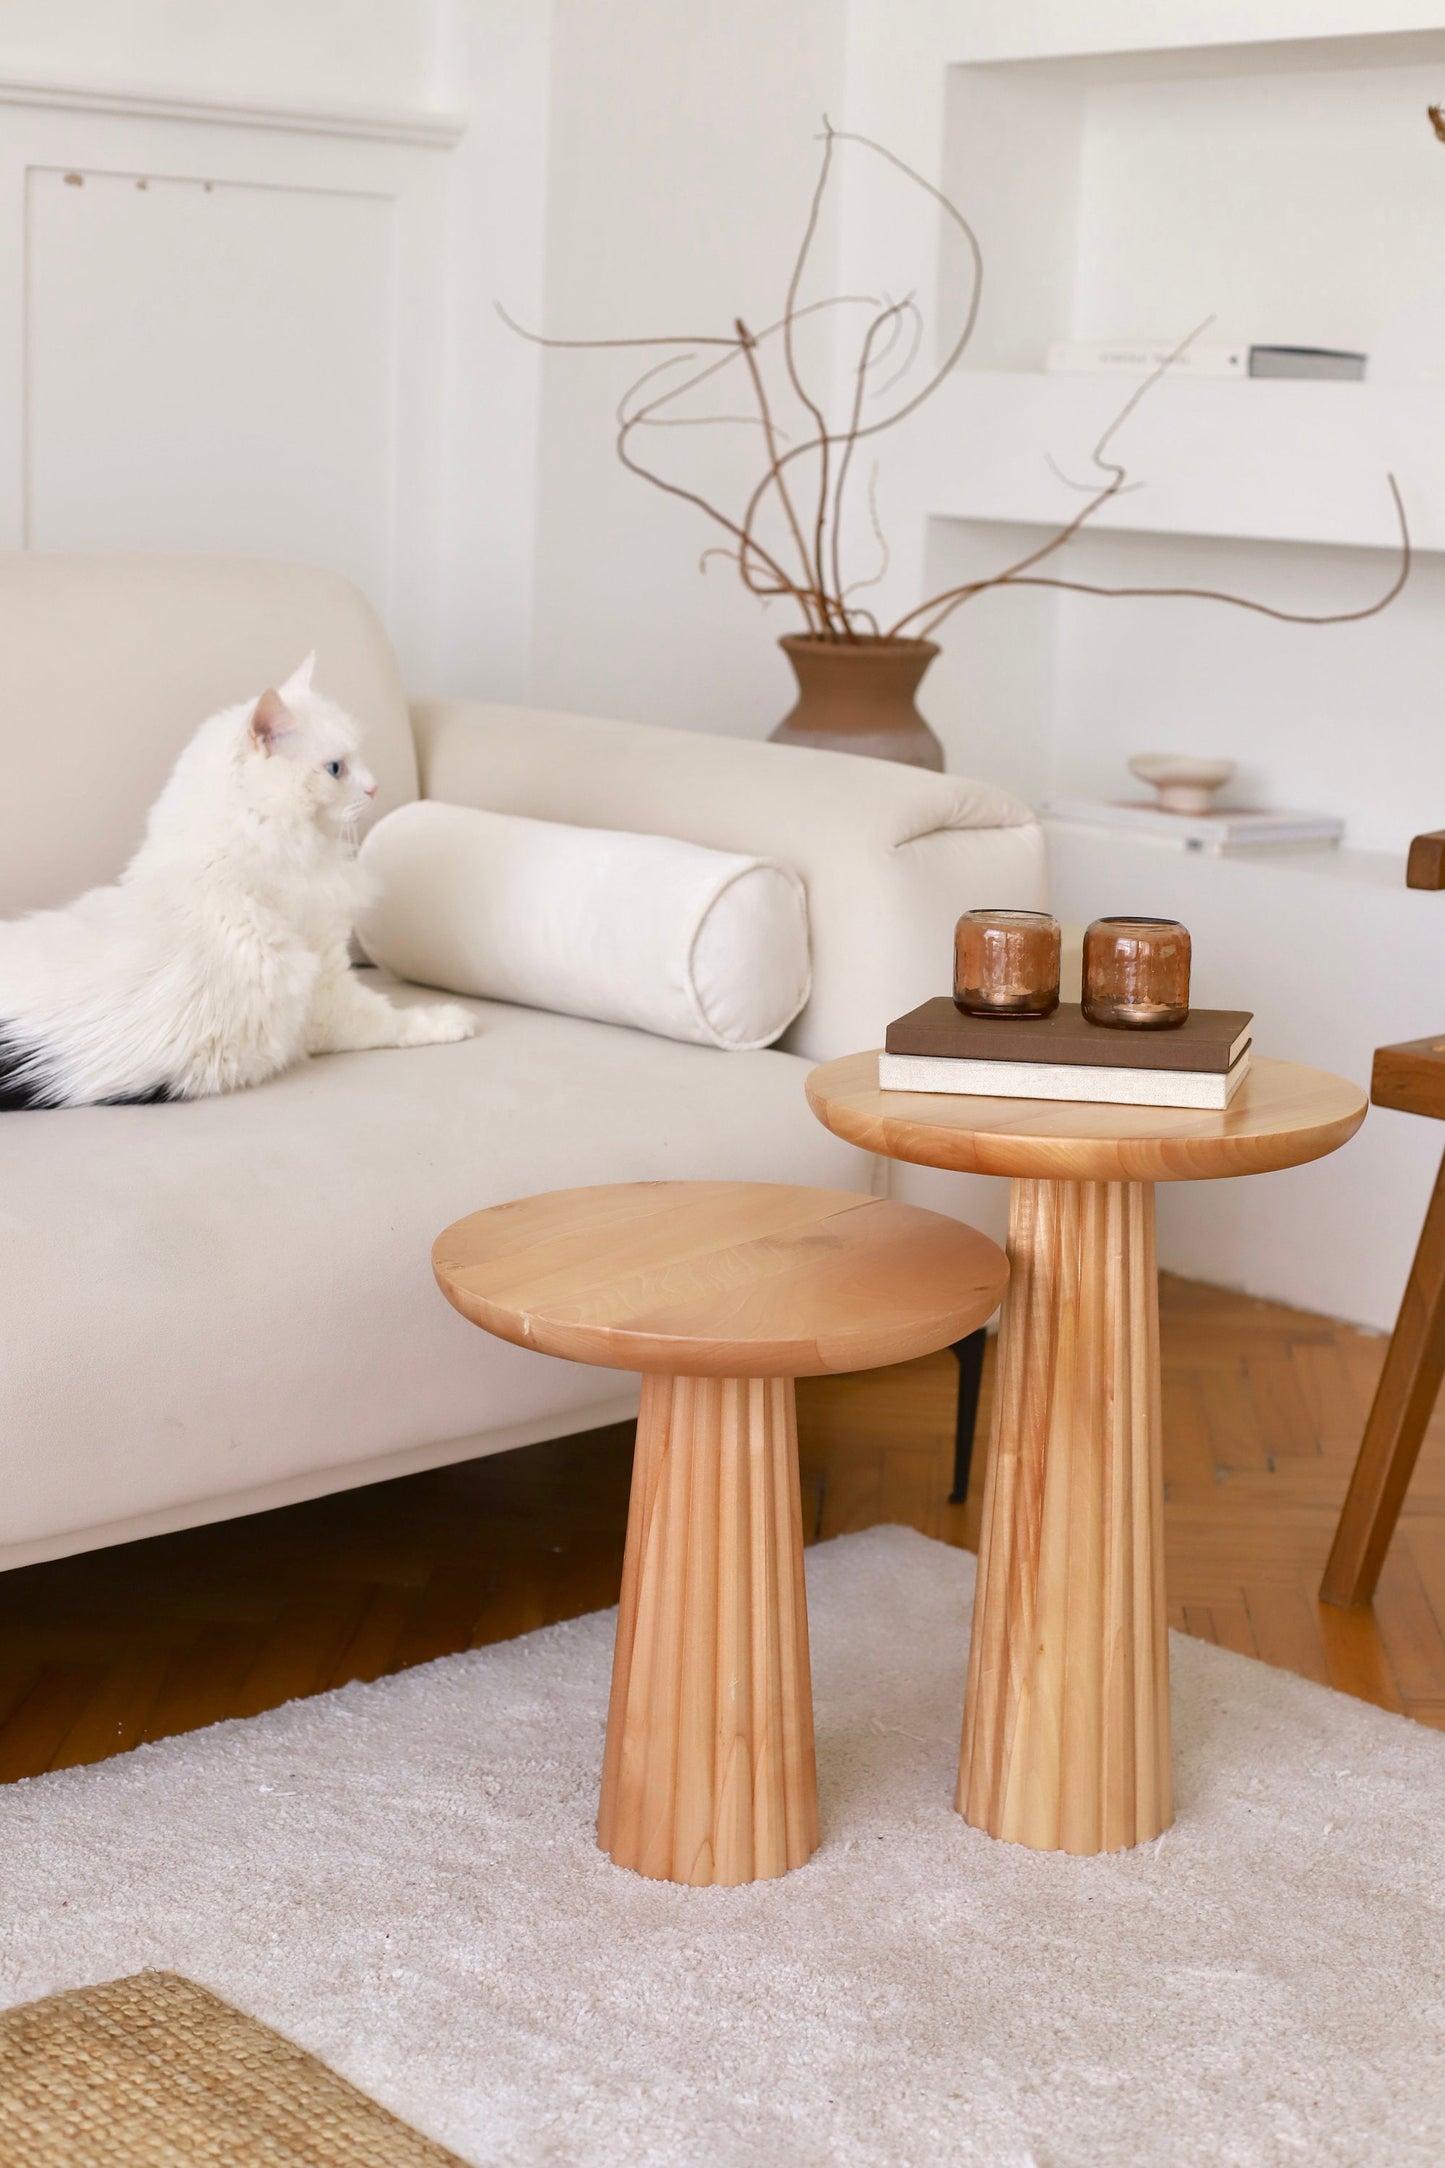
[924, 27, 1445, 851]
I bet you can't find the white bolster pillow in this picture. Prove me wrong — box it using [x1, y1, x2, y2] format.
[358, 800, 811, 1051]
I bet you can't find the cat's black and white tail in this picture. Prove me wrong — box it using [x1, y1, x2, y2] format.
[0, 1026, 57, 1109]
[0, 1025, 180, 1109]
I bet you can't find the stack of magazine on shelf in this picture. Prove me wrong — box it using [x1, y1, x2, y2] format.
[880, 1000, 1254, 1111]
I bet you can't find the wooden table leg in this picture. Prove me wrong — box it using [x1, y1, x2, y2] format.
[598, 1373, 820, 1886]
[957, 1178, 1171, 1854]
[1321, 1141, 1445, 1608]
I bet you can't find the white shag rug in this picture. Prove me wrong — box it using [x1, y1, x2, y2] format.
[2, 1526, 1443, 2168]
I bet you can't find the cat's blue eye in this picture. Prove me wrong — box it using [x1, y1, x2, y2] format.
[324, 760, 343, 778]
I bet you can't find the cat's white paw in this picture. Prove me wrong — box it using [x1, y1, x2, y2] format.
[407, 1003, 476, 1046]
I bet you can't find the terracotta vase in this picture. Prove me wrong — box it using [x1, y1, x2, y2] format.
[770, 635, 944, 770]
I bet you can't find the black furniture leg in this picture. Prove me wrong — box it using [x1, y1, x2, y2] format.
[950, 1329, 988, 1504]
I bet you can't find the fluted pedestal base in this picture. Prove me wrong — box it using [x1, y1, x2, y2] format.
[958, 1179, 1171, 1854]
[599, 1374, 819, 1886]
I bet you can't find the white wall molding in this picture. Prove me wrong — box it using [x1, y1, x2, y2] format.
[0, 76, 465, 149]
[0, 3, 557, 709]
[0, 90, 455, 686]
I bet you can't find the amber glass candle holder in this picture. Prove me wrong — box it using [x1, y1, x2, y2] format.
[1082, 917, 1191, 1029]
[954, 908, 1061, 1018]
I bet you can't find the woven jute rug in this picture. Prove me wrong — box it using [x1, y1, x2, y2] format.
[0, 1970, 464, 2167]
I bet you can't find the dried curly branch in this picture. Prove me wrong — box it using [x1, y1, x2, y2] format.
[988, 475, 1410, 626]
[500, 124, 1410, 643]
[781, 120, 840, 628]
[735, 316, 825, 627]
[891, 324, 1410, 640]
[830, 303, 910, 614]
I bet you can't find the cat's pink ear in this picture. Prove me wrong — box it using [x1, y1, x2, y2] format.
[278, 652, 315, 701]
[249, 688, 294, 754]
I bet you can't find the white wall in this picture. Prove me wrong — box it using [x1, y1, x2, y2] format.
[432, 0, 552, 700]
[25, 163, 400, 602]
[0, 2, 447, 113]
[527, 0, 846, 738]
[0, 0, 559, 706]
[0, 0, 851, 727]
[0, 5, 466, 691]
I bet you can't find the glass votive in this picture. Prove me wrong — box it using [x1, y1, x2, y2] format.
[954, 908, 1061, 1018]
[1082, 917, 1191, 1029]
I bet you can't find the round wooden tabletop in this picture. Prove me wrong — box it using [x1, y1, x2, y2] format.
[433, 1181, 1010, 1379]
[805, 1052, 1367, 1185]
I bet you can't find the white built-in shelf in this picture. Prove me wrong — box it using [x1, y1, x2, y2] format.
[1039, 820, 1407, 891]
[950, 26, 1445, 82]
[924, 372, 1442, 554]
[903, 3, 1445, 873]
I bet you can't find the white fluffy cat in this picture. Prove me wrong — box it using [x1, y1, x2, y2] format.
[0, 655, 475, 1108]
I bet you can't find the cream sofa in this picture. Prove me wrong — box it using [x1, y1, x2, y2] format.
[0, 554, 1046, 1571]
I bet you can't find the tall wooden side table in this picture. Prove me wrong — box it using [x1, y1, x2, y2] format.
[806, 1055, 1366, 1856]
[432, 1182, 1009, 1887]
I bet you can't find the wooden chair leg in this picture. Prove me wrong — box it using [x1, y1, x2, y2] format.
[948, 1329, 988, 1503]
[1321, 1141, 1445, 1608]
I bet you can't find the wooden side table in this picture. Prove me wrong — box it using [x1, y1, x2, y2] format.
[432, 1182, 1008, 1887]
[806, 1056, 1366, 1855]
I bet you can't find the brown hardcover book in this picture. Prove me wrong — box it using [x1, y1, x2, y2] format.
[885, 999, 1253, 1075]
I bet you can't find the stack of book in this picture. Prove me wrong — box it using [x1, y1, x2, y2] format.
[1041, 798, 1342, 854]
[881, 1000, 1254, 1111]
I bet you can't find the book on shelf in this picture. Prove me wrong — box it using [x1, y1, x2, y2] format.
[1046, 341, 1248, 377]
[1247, 346, 1366, 381]
[880, 1000, 1253, 1112]
[1045, 341, 1366, 383]
[1040, 797, 1344, 853]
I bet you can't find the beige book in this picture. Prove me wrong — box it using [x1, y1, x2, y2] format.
[877, 1047, 1252, 1111]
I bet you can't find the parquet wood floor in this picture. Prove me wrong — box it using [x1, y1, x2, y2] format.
[2, 1272, 1443, 1784]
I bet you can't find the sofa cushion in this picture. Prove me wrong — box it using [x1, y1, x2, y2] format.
[0, 982, 868, 1557]
[358, 800, 811, 1050]
[410, 700, 1048, 1062]
[0, 555, 417, 914]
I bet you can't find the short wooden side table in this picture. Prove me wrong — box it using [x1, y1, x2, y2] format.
[432, 1182, 1008, 1888]
[806, 1055, 1366, 1856]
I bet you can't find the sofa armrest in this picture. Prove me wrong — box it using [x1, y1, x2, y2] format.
[409, 698, 1047, 1061]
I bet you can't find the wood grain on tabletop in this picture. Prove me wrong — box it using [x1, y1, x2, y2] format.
[432, 1181, 1009, 1378]
[805, 1051, 1367, 1184]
